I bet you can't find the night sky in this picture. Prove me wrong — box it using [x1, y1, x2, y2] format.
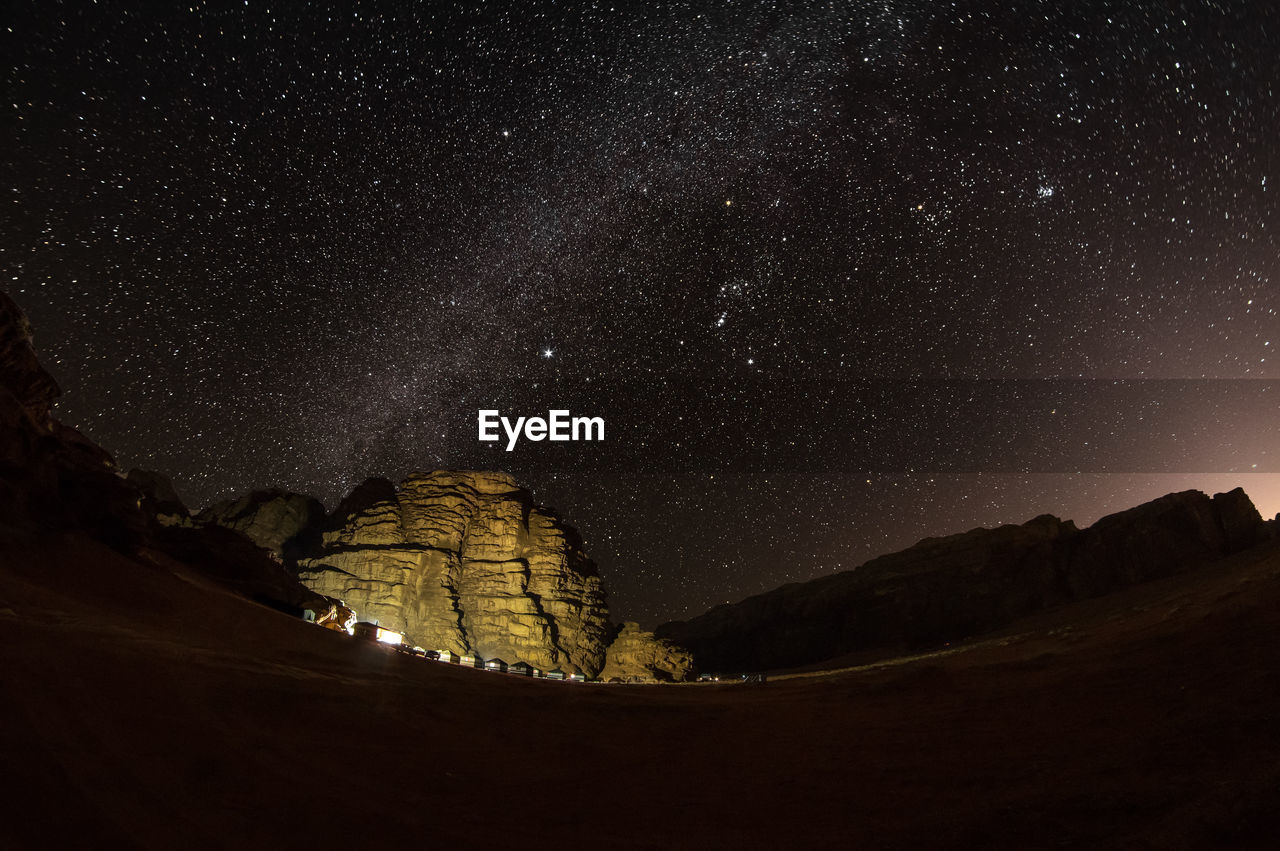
[4, 1, 1277, 625]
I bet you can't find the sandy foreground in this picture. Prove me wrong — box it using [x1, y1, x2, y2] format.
[3, 533, 1279, 850]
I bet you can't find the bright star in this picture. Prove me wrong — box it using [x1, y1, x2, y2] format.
[542, 348, 553, 358]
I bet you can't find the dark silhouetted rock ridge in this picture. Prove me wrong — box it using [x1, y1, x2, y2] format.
[657, 489, 1271, 672]
[0, 291, 324, 614]
[1, 291, 146, 545]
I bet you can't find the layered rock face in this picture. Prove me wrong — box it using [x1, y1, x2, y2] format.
[657, 489, 1272, 673]
[599, 623, 695, 682]
[298, 471, 613, 676]
[198, 489, 325, 561]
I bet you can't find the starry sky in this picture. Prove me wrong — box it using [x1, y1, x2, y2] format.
[4, 0, 1277, 624]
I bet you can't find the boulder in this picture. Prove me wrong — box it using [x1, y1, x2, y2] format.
[600, 623, 695, 682]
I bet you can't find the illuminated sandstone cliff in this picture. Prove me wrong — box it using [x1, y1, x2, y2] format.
[296, 471, 615, 676]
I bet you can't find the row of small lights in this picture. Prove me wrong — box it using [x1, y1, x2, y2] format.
[361, 622, 587, 681]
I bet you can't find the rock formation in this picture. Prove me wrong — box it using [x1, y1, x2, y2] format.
[0, 293, 60, 427]
[599, 623, 695, 682]
[2, 292, 685, 677]
[657, 489, 1271, 673]
[127, 468, 193, 527]
[199, 489, 325, 561]
[1, 291, 326, 614]
[1, 291, 146, 546]
[297, 471, 614, 676]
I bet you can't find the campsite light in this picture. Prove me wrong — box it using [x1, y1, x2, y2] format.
[375, 627, 403, 646]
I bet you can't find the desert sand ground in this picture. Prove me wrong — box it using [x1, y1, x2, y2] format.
[3, 534, 1278, 849]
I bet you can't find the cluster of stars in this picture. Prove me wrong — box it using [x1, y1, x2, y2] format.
[3, 0, 1276, 623]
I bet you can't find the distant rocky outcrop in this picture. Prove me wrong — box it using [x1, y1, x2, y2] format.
[599, 623, 695, 682]
[198, 489, 325, 561]
[657, 489, 1271, 673]
[296, 471, 614, 676]
[127, 468, 192, 527]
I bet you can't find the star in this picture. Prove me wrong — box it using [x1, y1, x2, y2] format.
[6, 0, 1275, 624]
